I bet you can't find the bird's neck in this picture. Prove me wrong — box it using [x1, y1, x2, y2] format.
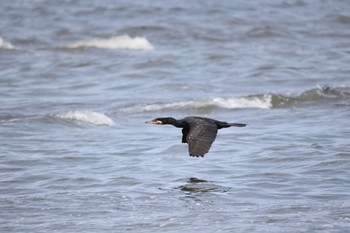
[169, 118, 184, 128]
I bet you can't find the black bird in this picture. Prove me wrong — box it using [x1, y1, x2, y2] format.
[146, 116, 246, 157]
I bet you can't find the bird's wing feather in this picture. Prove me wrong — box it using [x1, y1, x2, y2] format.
[185, 118, 218, 157]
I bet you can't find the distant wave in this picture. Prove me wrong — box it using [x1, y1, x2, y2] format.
[269, 85, 350, 107]
[63, 35, 154, 51]
[120, 95, 272, 113]
[52, 111, 115, 126]
[0, 114, 25, 123]
[0, 37, 15, 49]
[120, 86, 350, 113]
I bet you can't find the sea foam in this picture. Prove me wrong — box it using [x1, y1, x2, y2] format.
[120, 95, 272, 113]
[0, 37, 15, 49]
[53, 111, 115, 126]
[64, 35, 154, 51]
[211, 95, 272, 109]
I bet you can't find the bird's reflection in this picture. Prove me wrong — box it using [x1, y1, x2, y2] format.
[178, 177, 230, 194]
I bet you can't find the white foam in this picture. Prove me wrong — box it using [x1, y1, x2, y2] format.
[121, 95, 272, 113]
[0, 37, 15, 49]
[64, 35, 154, 51]
[54, 111, 115, 126]
[210, 95, 272, 109]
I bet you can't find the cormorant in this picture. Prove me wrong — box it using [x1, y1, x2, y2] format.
[146, 116, 246, 157]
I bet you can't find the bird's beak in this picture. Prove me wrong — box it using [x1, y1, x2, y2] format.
[145, 120, 163, 124]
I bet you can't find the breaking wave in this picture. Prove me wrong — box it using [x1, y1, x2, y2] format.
[63, 35, 154, 51]
[120, 86, 350, 113]
[0, 37, 15, 49]
[52, 111, 115, 126]
[120, 95, 272, 113]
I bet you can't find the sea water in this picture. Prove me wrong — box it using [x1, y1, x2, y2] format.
[1, 1, 350, 232]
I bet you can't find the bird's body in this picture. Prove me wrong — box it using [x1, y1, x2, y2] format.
[146, 116, 246, 157]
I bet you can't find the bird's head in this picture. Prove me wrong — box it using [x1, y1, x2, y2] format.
[145, 117, 176, 125]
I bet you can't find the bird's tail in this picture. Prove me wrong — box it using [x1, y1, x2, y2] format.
[229, 123, 246, 127]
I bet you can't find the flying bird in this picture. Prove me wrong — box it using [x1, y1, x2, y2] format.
[146, 116, 246, 157]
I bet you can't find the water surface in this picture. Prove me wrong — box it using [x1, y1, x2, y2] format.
[1, 0, 350, 232]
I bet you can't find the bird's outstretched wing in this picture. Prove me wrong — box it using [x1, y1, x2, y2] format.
[185, 117, 218, 157]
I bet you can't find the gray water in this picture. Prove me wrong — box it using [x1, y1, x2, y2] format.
[1, 0, 350, 232]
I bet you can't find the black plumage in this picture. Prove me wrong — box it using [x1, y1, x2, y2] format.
[146, 116, 246, 157]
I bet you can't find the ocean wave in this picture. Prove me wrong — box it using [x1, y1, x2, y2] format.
[63, 35, 154, 51]
[120, 95, 273, 113]
[270, 85, 350, 107]
[120, 86, 350, 113]
[52, 111, 115, 126]
[0, 37, 15, 49]
[0, 114, 26, 123]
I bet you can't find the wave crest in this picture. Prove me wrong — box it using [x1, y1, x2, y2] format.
[0, 37, 15, 49]
[270, 85, 350, 107]
[120, 86, 350, 113]
[63, 35, 154, 51]
[53, 111, 115, 126]
[120, 95, 272, 113]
